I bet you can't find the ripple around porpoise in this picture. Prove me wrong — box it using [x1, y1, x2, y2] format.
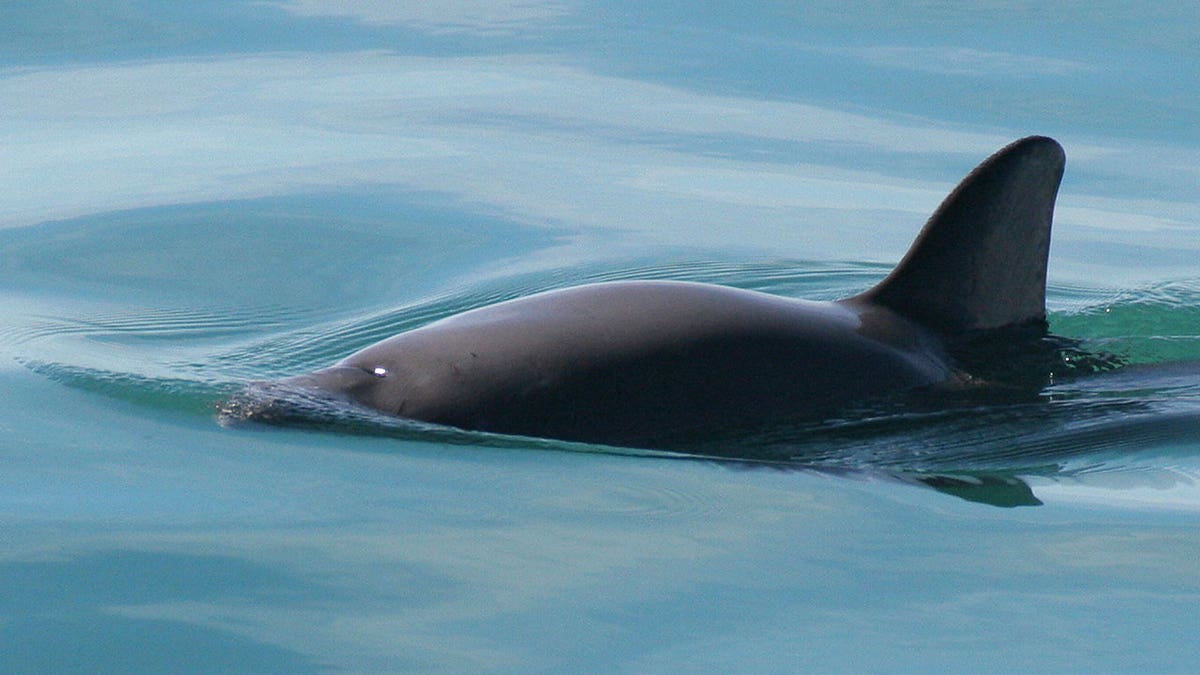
[8, 306, 311, 347]
[22, 361, 232, 417]
[8, 262, 1200, 499]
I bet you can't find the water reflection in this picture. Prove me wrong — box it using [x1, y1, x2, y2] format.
[274, 0, 575, 34]
[2, 47, 1192, 273]
[0, 551, 323, 674]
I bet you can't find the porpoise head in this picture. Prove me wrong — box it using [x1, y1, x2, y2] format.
[220, 364, 388, 426]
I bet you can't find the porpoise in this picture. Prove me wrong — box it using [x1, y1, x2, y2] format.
[228, 136, 1068, 449]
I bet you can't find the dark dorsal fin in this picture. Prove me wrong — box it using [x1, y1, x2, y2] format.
[856, 136, 1065, 334]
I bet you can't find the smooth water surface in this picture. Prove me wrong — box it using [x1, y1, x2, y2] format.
[2, 2, 1199, 672]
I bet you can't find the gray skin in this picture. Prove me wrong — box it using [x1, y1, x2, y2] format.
[241, 136, 1067, 449]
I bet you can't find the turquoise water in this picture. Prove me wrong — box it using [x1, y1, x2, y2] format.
[3, 2, 1199, 672]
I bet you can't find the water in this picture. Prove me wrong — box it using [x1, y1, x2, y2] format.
[2, 2, 1198, 672]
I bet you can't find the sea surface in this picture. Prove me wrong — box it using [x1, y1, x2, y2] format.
[2, 2, 1198, 672]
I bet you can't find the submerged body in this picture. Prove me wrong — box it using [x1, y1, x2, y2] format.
[231, 136, 1068, 449]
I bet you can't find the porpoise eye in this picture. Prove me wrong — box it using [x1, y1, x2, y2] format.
[372, 367, 388, 378]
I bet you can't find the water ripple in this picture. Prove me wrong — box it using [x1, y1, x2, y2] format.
[8, 261, 1200, 492]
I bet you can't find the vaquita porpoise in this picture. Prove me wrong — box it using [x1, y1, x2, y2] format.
[227, 136, 1069, 448]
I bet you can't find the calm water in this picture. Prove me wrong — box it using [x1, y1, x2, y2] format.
[2, 2, 1199, 672]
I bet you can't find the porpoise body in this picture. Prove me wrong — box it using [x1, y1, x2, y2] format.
[233, 136, 1067, 449]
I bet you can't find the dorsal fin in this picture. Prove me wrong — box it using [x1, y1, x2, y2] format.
[856, 136, 1065, 334]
